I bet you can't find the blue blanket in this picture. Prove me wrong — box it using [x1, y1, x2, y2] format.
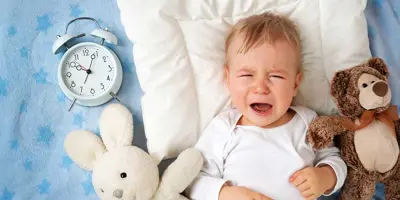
[0, 0, 145, 200]
[0, 0, 398, 199]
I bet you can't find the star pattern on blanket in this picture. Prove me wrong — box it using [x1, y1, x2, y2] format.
[37, 179, 51, 194]
[20, 47, 29, 58]
[23, 160, 33, 171]
[70, 4, 84, 18]
[0, 77, 8, 97]
[9, 140, 18, 150]
[7, 26, 16, 37]
[61, 155, 73, 169]
[20, 101, 27, 113]
[33, 68, 48, 84]
[36, 14, 52, 32]
[73, 112, 85, 127]
[37, 125, 55, 145]
[81, 174, 95, 196]
[0, 188, 15, 200]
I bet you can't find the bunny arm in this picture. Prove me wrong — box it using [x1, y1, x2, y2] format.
[307, 115, 349, 150]
[152, 148, 204, 200]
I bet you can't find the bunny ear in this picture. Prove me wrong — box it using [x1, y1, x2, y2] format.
[99, 103, 134, 150]
[64, 130, 106, 171]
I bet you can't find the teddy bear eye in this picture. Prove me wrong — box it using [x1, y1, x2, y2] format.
[120, 172, 127, 178]
[371, 81, 375, 84]
[362, 83, 368, 88]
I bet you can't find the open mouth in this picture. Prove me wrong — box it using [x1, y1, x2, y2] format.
[250, 103, 272, 115]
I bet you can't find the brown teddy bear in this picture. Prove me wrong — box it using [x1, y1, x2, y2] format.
[307, 57, 400, 200]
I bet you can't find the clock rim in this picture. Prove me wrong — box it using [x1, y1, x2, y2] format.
[57, 42, 123, 107]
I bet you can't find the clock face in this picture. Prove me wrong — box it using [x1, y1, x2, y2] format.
[60, 43, 116, 98]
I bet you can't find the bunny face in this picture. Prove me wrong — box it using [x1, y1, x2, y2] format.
[93, 147, 159, 200]
[64, 104, 161, 200]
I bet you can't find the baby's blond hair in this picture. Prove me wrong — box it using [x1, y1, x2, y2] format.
[225, 12, 302, 70]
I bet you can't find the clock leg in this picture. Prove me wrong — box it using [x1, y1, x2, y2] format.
[68, 98, 76, 112]
[109, 92, 121, 103]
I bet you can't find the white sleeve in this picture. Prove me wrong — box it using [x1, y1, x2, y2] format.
[184, 115, 232, 200]
[314, 143, 347, 196]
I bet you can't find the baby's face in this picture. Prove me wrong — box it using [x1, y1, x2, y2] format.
[225, 37, 302, 128]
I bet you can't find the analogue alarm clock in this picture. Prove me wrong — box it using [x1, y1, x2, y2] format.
[52, 17, 122, 111]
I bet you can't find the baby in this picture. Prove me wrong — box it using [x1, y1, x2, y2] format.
[185, 12, 347, 200]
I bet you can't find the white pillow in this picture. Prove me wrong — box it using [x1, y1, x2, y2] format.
[117, 0, 371, 161]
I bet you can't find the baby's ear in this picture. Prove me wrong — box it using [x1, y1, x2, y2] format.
[293, 72, 303, 96]
[224, 65, 230, 85]
[367, 57, 389, 77]
[99, 104, 134, 150]
[64, 130, 106, 171]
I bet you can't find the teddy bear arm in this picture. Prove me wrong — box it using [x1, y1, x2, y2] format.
[307, 116, 347, 150]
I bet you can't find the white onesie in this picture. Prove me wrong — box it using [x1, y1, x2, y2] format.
[185, 106, 347, 200]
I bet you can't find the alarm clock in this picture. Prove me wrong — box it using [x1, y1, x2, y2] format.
[52, 17, 123, 111]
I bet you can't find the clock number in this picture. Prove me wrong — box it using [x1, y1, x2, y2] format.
[80, 86, 83, 93]
[91, 54, 96, 60]
[65, 72, 72, 78]
[103, 56, 107, 62]
[107, 76, 110, 81]
[100, 83, 105, 90]
[70, 81, 76, 88]
[76, 65, 82, 71]
[66, 61, 70, 66]
[83, 49, 89, 56]
[90, 88, 95, 94]
[95, 51, 98, 58]
[70, 61, 77, 68]
[108, 65, 112, 72]
[74, 54, 79, 60]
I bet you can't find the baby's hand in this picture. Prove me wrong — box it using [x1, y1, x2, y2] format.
[289, 166, 336, 200]
[219, 185, 272, 200]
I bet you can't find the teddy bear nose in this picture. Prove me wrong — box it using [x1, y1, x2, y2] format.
[113, 189, 123, 199]
[372, 81, 388, 97]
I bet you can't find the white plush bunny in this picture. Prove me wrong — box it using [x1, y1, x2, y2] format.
[64, 104, 203, 200]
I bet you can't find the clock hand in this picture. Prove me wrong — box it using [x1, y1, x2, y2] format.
[74, 61, 88, 72]
[84, 55, 96, 84]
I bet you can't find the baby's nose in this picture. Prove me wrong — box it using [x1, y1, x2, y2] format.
[254, 81, 270, 94]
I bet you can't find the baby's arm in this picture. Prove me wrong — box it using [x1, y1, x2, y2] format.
[314, 143, 347, 195]
[184, 116, 231, 200]
[290, 143, 346, 200]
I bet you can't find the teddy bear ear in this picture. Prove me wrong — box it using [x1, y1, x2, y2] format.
[330, 69, 351, 101]
[99, 104, 134, 150]
[367, 57, 389, 77]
